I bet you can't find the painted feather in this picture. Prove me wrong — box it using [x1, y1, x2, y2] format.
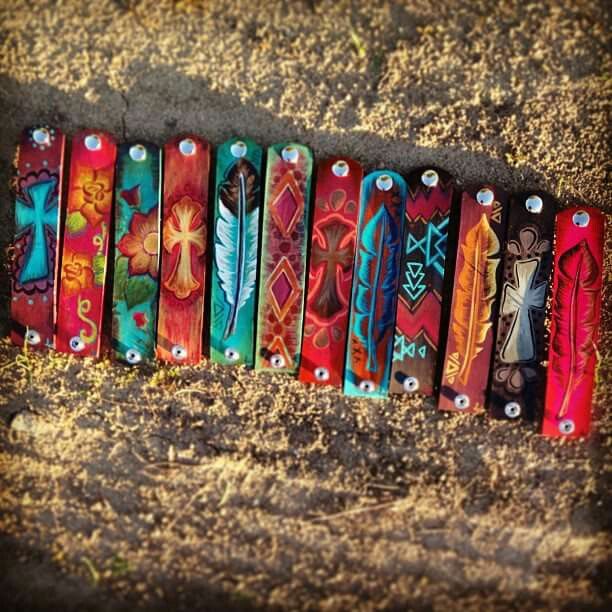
[354, 204, 400, 372]
[451, 213, 500, 385]
[215, 159, 260, 338]
[551, 240, 599, 418]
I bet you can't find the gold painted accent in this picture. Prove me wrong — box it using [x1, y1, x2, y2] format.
[77, 296, 97, 344]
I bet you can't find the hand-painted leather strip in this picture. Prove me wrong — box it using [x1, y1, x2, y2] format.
[10, 126, 66, 349]
[344, 170, 407, 399]
[389, 168, 454, 396]
[298, 157, 363, 386]
[210, 138, 263, 367]
[489, 192, 556, 421]
[542, 206, 605, 438]
[254, 143, 313, 373]
[111, 142, 162, 365]
[156, 136, 210, 364]
[438, 185, 508, 413]
[55, 130, 117, 357]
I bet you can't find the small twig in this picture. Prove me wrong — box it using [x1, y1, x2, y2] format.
[308, 499, 402, 523]
[165, 484, 207, 532]
[129, 448, 195, 470]
[366, 483, 401, 491]
[82, 556, 100, 585]
[175, 387, 210, 396]
[100, 395, 142, 408]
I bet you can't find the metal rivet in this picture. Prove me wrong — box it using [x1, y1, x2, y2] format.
[476, 188, 494, 206]
[171, 345, 187, 360]
[332, 160, 350, 177]
[376, 174, 393, 191]
[125, 348, 142, 365]
[84, 134, 102, 151]
[525, 195, 543, 214]
[421, 169, 439, 187]
[270, 353, 285, 368]
[314, 367, 330, 381]
[281, 146, 299, 163]
[359, 380, 376, 393]
[32, 128, 50, 145]
[69, 336, 85, 352]
[572, 210, 590, 228]
[25, 329, 41, 346]
[403, 376, 419, 393]
[178, 138, 196, 156]
[224, 348, 240, 362]
[504, 401, 521, 419]
[558, 419, 575, 435]
[454, 394, 470, 410]
[230, 141, 247, 158]
[129, 144, 147, 162]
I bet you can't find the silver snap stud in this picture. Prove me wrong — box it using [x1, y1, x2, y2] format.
[454, 394, 470, 410]
[125, 348, 142, 365]
[84, 134, 102, 151]
[270, 353, 285, 368]
[376, 174, 393, 191]
[558, 419, 575, 435]
[25, 329, 41, 346]
[69, 336, 85, 352]
[129, 144, 147, 162]
[171, 345, 187, 360]
[359, 380, 376, 393]
[421, 169, 439, 187]
[230, 141, 247, 158]
[281, 146, 299, 163]
[314, 367, 330, 381]
[476, 188, 494, 206]
[403, 376, 419, 393]
[572, 210, 590, 228]
[32, 128, 50, 146]
[504, 401, 521, 419]
[178, 139, 196, 156]
[332, 160, 350, 177]
[525, 195, 543, 214]
[224, 348, 240, 362]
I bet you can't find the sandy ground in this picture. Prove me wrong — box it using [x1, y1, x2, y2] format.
[0, 1, 610, 610]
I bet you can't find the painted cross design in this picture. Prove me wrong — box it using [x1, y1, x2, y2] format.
[163, 196, 205, 300]
[500, 258, 547, 363]
[15, 177, 58, 284]
[310, 220, 353, 320]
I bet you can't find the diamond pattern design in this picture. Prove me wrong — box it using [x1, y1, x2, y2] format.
[270, 173, 304, 237]
[271, 270, 292, 309]
[268, 256, 300, 321]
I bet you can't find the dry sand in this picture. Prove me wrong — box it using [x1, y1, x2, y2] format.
[0, 1, 610, 610]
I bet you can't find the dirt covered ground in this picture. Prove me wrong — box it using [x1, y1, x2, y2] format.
[0, 1, 610, 610]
